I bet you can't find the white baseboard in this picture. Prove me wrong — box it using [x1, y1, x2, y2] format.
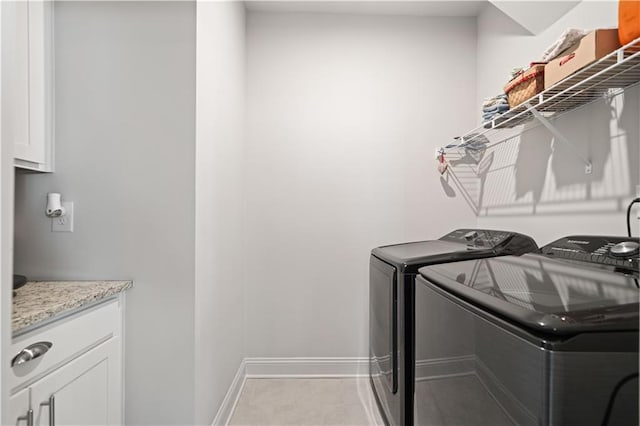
[212, 359, 247, 426]
[245, 357, 369, 378]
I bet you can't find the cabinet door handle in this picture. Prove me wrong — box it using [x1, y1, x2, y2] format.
[17, 408, 34, 426]
[11, 341, 53, 367]
[40, 395, 55, 426]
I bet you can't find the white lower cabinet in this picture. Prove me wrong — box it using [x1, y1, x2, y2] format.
[31, 339, 120, 426]
[9, 299, 124, 426]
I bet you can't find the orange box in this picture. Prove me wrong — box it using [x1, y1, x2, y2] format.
[619, 0, 640, 46]
[544, 29, 621, 89]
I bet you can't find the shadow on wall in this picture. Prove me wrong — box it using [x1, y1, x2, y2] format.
[442, 90, 640, 217]
[446, 148, 492, 216]
[514, 125, 552, 213]
[550, 95, 612, 190]
[619, 90, 640, 196]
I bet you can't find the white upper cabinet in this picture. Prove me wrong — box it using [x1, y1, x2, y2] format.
[13, 0, 53, 172]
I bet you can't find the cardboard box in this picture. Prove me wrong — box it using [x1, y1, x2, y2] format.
[544, 29, 621, 89]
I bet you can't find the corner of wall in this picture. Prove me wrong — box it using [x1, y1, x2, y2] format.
[194, 1, 248, 423]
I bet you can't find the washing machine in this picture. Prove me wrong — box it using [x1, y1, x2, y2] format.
[414, 235, 639, 426]
[369, 229, 538, 426]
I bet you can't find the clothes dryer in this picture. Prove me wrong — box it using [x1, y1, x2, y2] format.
[415, 235, 639, 425]
[369, 229, 538, 426]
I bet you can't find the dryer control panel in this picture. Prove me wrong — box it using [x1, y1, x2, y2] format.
[541, 235, 639, 273]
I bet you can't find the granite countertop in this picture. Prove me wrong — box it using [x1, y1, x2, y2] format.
[13, 280, 133, 335]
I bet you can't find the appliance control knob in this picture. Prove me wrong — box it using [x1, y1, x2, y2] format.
[609, 241, 640, 258]
[464, 231, 478, 241]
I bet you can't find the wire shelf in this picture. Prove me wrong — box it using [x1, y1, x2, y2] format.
[445, 37, 640, 151]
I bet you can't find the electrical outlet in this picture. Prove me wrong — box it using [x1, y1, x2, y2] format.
[52, 202, 74, 232]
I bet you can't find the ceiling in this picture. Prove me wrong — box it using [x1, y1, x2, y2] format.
[244, 1, 490, 17]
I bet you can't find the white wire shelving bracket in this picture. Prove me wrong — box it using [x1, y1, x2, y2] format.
[441, 37, 640, 175]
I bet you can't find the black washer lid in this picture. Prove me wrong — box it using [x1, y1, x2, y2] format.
[372, 240, 485, 272]
[372, 229, 538, 273]
[419, 253, 639, 335]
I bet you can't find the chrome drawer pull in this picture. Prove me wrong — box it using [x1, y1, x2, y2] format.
[40, 395, 55, 426]
[11, 341, 53, 367]
[17, 408, 33, 426]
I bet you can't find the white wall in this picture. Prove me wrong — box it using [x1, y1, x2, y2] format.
[195, 1, 246, 424]
[488, 1, 581, 35]
[474, 1, 640, 245]
[13, 2, 197, 424]
[245, 11, 478, 358]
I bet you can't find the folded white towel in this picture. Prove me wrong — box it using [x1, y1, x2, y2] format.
[541, 28, 589, 62]
[482, 95, 509, 109]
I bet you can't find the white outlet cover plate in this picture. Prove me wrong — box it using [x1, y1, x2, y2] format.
[52, 201, 74, 232]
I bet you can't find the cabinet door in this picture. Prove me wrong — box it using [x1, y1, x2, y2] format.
[13, 1, 32, 160]
[8, 388, 31, 426]
[13, 0, 52, 170]
[30, 338, 122, 426]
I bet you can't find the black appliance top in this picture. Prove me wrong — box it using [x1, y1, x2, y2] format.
[371, 229, 538, 273]
[419, 235, 640, 336]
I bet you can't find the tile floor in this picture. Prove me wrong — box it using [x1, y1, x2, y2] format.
[414, 375, 512, 426]
[229, 378, 385, 425]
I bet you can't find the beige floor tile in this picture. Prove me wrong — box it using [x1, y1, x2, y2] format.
[229, 378, 383, 426]
[229, 401, 274, 425]
[322, 403, 364, 425]
[270, 402, 327, 425]
[250, 378, 302, 407]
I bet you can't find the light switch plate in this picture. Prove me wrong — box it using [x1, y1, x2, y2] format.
[52, 202, 74, 232]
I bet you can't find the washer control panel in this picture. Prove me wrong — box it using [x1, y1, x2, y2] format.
[541, 235, 639, 272]
[440, 229, 538, 254]
[441, 229, 510, 247]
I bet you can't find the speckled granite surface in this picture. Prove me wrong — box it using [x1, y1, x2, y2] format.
[13, 281, 132, 334]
